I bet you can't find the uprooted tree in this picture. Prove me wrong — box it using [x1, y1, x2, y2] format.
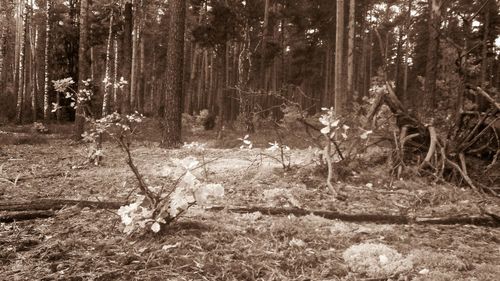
[367, 81, 499, 194]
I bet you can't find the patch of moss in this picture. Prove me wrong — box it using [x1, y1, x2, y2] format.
[343, 243, 413, 277]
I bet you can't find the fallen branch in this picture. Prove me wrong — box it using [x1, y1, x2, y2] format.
[475, 87, 500, 111]
[208, 206, 500, 227]
[0, 210, 55, 223]
[0, 199, 126, 212]
[445, 158, 479, 192]
[2, 172, 69, 183]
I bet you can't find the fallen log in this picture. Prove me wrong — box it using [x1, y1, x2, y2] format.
[208, 206, 500, 227]
[0, 199, 127, 212]
[0, 210, 55, 223]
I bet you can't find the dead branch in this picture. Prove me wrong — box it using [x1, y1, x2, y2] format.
[475, 87, 500, 111]
[0, 211, 55, 222]
[445, 158, 478, 191]
[208, 206, 500, 227]
[0, 199, 126, 212]
[420, 126, 437, 170]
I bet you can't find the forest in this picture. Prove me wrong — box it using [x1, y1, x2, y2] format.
[0, 0, 499, 280]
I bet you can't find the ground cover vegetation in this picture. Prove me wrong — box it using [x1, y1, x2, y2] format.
[1, 0, 500, 280]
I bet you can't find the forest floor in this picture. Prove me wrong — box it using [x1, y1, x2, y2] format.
[0, 121, 499, 281]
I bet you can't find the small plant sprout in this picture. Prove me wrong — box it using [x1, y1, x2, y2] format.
[238, 134, 253, 150]
[360, 129, 373, 140]
[319, 107, 340, 137]
[183, 142, 209, 178]
[266, 141, 291, 170]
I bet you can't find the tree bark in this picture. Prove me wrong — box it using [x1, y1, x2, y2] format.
[478, 0, 491, 111]
[347, 0, 355, 106]
[121, 1, 133, 114]
[161, 0, 186, 148]
[74, 0, 91, 139]
[130, 3, 139, 111]
[30, 22, 38, 122]
[102, 12, 113, 116]
[43, 0, 51, 120]
[423, 0, 443, 113]
[334, 0, 345, 115]
[112, 34, 119, 112]
[15, 0, 27, 124]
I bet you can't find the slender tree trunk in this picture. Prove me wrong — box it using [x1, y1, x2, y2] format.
[43, 0, 51, 120]
[394, 29, 403, 99]
[138, 26, 145, 113]
[347, 0, 355, 106]
[334, 0, 345, 115]
[102, 12, 113, 116]
[260, 0, 270, 87]
[16, 1, 27, 124]
[478, 1, 491, 111]
[161, 0, 186, 148]
[0, 10, 6, 92]
[74, 0, 91, 139]
[359, 29, 368, 103]
[112, 34, 119, 112]
[30, 23, 38, 122]
[150, 50, 156, 115]
[423, 0, 443, 113]
[403, 0, 413, 107]
[216, 42, 227, 140]
[121, 1, 133, 114]
[130, 7, 139, 111]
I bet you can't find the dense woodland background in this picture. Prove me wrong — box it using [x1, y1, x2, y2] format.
[0, 0, 499, 143]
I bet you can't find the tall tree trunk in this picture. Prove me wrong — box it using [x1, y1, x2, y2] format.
[102, 12, 113, 116]
[260, 0, 270, 87]
[112, 34, 119, 112]
[130, 6, 139, 111]
[216, 42, 227, 139]
[0, 9, 6, 92]
[138, 26, 145, 113]
[334, 0, 345, 115]
[161, 0, 186, 148]
[423, 0, 443, 113]
[74, 0, 90, 139]
[478, 0, 491, 111]
[16, 1, 27, 124]
[30, 22, 38, 122]
[43, 0, 51, 120]
[121, 1, 133, 114]
[347, 0, 355, 107]
[402, 0, 413, 107]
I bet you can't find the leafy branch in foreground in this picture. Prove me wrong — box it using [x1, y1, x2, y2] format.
[52, 78, 224, 234]
[87, 113, 224, 234]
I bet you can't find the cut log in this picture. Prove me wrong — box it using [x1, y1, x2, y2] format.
[0, 199, 126, 212]
[208, 206, 500, 227]
[0, 210, 55, 223]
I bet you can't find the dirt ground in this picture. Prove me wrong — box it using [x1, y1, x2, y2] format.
[0, 122, 499, 281]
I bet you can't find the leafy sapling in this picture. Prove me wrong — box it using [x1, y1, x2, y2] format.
[182, 142, 210, 179]
[238, 134, 253, 150]
[118, 156, 224, 234]
[266, 141, 292, 170]
[238, 135, 292, 171]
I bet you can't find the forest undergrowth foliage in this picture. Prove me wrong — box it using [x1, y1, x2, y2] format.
[235, 99, 376, 199]
[52, 78, 225, 235]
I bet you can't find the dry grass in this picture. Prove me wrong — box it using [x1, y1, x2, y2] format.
[0, 120, 499, 280]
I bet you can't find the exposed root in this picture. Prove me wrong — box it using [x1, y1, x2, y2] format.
[420, 126, 437, 170]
